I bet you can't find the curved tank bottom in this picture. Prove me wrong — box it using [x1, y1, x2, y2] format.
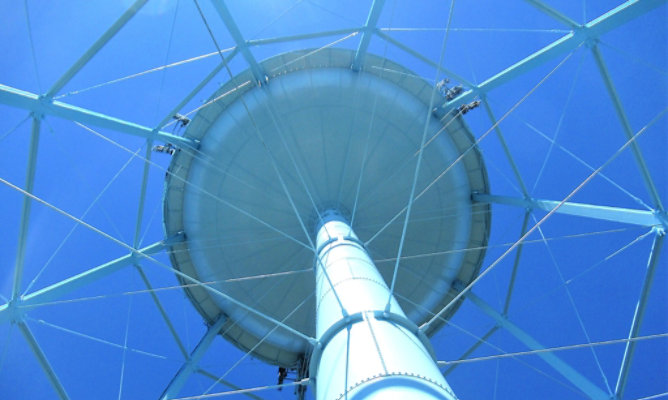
[163, 48, 491, 367]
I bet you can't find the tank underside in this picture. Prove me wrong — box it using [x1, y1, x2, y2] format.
[163, 48, 491, 367]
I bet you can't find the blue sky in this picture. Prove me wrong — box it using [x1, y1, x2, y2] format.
[0, 1, 666, 399]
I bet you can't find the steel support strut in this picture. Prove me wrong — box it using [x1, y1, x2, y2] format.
[590, 44, 664, 211]
[523, 0, 579, 28]
[474, 193, 666, 229]
[466, 291, 609, 400]
[614, 233, 665, 399]
[18, 321, 70, 400]
[45, 0, 149, 98]
[446, 0, 668, 109]
[11, 116, 41, 300]
[311, 212, 456, 400]
[209, 0, 265, 83]
[0, 240, 170, 324]
[161, 314, 227, 400]
[0, 84, 195, 147]
[352, 0, 386, 71]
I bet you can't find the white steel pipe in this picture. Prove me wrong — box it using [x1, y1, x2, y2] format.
[313, 211, 456, 400]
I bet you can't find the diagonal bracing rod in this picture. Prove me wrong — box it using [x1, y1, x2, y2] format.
[474, 193, 667, 229]
[0, 84, 195, 148]
[209, 0, 265, 83]
[445, 0, 668, 110]
[18, 321, 70, 400]
[0, 240, 170, 324]
[352, 0, 386, 71]
[590, 44, 664, 211]
[466, 291, 609, 400]
[614, 233, 665, 399]
[160, 314, 227, 400]
[11, 116, 41, 300]
[45, 0, 149, 98]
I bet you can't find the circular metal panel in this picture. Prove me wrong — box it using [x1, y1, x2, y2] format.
[164, 48, 490, 366]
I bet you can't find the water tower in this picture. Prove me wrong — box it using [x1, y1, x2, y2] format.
[0, 1, 665, 399]
[162, 48, 490, 399]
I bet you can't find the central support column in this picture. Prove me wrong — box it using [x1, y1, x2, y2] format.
[312, 211, 456, 400]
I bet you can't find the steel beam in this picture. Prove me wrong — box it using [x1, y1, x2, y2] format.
[482, 100, 529, 196]
[0, 84, 195, 147]
[155, 48, 237, 129]
[132, 143, 153, 248]
[591, 44, 664, 211]
[134, 264, 189, 358]
[11, 116, 41, 300]
[466, 291, 610, 400]
[0, 240, 170, 324]
[614, 233, 665, 399]
[523, 0, 580, 28]
[503, 211, 531, 314]
[128, 142, 190, 357]
[446, 0, 668, 109]
[474, 193, 666, 229]
[209, 0, 265, 83]
[45, 0, 148, 98]
[160, 314, 227, 400]
[18, 321, 70, 400]
[585, 0, 667, 38]
[22, 240, 167, 307]
[449, 31, 580, 109]
[352, 0, 386, 71]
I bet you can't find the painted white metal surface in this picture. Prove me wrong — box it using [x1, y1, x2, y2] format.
[163, 48, 490, 366]
[314, 215, 456, 400]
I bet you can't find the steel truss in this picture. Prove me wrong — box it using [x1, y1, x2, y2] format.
[1, 1, 665, 399]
